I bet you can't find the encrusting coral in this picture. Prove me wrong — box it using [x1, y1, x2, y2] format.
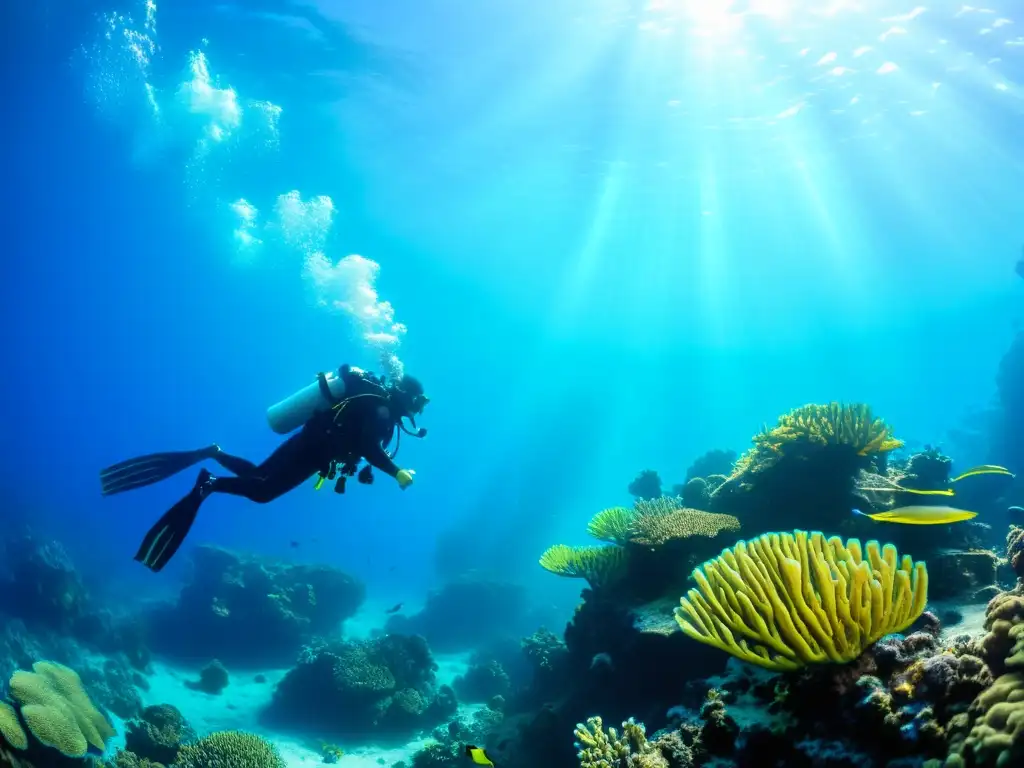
[675, 530, 929, 670]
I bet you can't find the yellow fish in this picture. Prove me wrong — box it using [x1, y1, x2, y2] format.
[466, 745, 495, 766]
[950, 464, 1015, 483]
[853, 506, 977, 525]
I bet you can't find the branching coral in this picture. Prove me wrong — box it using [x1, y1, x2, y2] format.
[586, 508, 635, 546]
[731, 402, 903, 478]
[538, 545, 628, 588]
[628, 508, 740, 548]
[675, 530, 929, 671]
[574, 715, 667, 767]
[175, 730, 284, 768]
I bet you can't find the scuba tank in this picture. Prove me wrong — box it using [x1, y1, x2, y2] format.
[266, 366, 364, 435]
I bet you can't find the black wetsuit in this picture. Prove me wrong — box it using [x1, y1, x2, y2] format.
[206, 394, 401, 503]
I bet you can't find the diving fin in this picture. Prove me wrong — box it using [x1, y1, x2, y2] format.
[134, 470, 212, 572]
[100, 445, 220, 496]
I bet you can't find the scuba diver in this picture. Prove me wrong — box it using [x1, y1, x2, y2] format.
[100, 365, 429, 573]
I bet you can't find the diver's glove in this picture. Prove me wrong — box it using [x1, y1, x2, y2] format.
[396, 469, 415, 490]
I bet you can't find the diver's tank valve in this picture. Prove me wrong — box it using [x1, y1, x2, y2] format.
[266, 367, 362, 435]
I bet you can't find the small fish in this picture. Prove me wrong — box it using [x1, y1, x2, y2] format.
[466, 744, 495, 766]
[853, 506, 977, 525]
[385, 603, 403, 614]
[1009, 506, 1024, 515]
[950, 465, 1014, 483]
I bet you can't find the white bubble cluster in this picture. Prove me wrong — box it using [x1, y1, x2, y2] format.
[303, 252, 408, 368]
[272, 191, 336, 254]
[82, 1, 281, 186]
[267, 191, 407, 367]
[82, 1, 410, 370]
[176, 50, 242, 142]
[229, 198, 262, 255]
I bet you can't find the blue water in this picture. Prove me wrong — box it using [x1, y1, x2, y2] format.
[2, 2, 1023, 760]
[6, 0, 1022, 597]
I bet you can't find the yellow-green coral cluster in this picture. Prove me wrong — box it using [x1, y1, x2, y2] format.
[676, 529, 928, 671]
[586, 507, 635, 545]
[630, 508, 740, 548]
[574, 715, 667, 768]
[175, 730, 285, 768]
[539, 544, 629, 588]
[0, 702, 27, 751]
[8, 661, 115, 757]
[541, 492, 745, 588]
[731, 402, 903, 478]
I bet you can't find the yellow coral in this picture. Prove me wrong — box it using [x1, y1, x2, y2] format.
[539, 545, 627, 588]
[586, 507, 635, 545]
[628, 508, 740, 548]
[675, 530, 928, 671]
[176, 730, 285, 768]
[0, 702, 27, 751]
[574, 715, 666, 768]
[9, 661, 115, 757]
[732, 403, 903, 478]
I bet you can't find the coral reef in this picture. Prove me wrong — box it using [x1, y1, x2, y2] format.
[685, 450, 738, 484]
[453, 658, 511, 702]
[628, 470, 663, 501]
[183, 660, 229, 695]
[1008, 526, 1024, 581]
[539, 502, 741, 600]
[0, 536, 89, 636]
[0, 533, 149, 673]
[384, 574, 531, 654]
[144, 545, 365, 666]
[263, 634, 456, 739]
[124, 704, 195, 765]
[708, 402, 903, 535]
